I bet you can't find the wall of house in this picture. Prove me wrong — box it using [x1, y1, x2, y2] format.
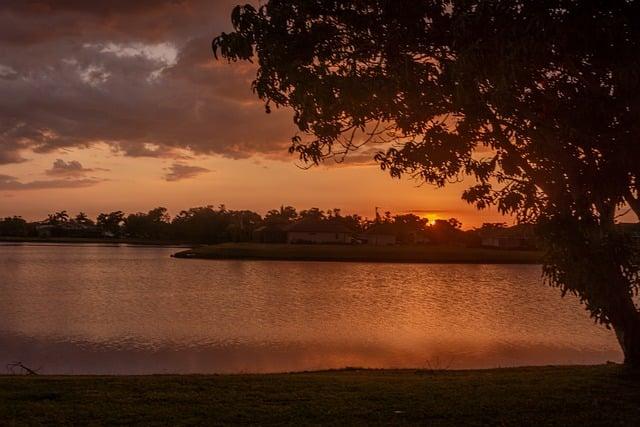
[482, 237, 529, 249]
[365, 234, 396, 246]
[287, 231, 350, 244]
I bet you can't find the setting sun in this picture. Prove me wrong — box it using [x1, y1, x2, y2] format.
[419, 213, 441, 224]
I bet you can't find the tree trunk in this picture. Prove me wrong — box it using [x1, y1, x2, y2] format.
[597, 207, 640, 368]
[610, 297, 640, 368]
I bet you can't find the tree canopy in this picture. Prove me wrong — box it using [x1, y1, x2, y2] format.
[213, 1, 640, 365]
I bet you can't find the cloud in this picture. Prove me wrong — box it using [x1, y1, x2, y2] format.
[46, 158, 105, 176]
[0, 146, 26, 164]
[0, 1, 301, 166]
[0, 173, 102, 190]
[0, 64, 18, 80]
[163, 162, 210, 181]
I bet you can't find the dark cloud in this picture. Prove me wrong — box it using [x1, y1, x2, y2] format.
[3, 0, 186, 14]
[163, 162, 210, 181]
[0, 173, 102, 190]
[0, 147, 25, 164]
[0, 0, 235, 45]
[0, 1, 297, 165]
[46, 158, 106, 176]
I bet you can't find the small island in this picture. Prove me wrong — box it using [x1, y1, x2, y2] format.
[174, 242, 543, 264]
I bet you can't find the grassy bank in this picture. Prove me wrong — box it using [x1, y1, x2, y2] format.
[174, 242, 543, 264]
[1, 366, 638, 425]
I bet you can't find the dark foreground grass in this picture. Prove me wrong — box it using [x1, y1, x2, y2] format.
[175, 243, 542, 264]
[1, 366, 638, 425]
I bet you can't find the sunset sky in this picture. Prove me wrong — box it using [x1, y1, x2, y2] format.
[0, 0, 511, 228]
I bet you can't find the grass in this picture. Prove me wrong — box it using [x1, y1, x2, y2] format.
[174, 242, 543, 264]
[0, 366, 638, 425]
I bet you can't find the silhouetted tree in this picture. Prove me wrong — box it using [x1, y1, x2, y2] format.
[265, 205, 298, 224]
[428, 218, 465, 245]
[75, 212, 95, 226]
[393, 214, 430, 244]
[480, 223, 508, 231]
[214, 1, 640, 365]
[96, 211, 125, 237]
[46, 211, 69, 225]
[171, 205, 239, 243]
[226, 209, 263, 241]
[0, 216, 28, 237]
[125, 207, 171, 239]
[299, 207, 326, 221]
[339, 213, 365, 233]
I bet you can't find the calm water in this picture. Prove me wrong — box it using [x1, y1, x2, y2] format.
[0, 244, 621, 374]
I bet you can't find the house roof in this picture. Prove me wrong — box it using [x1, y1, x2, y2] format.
[285, 219, 353, 234]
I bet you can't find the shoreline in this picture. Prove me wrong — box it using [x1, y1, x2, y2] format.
[0, 236, 190, 247]
[2, 365, 637, 424]
[174, 242, 543, 264]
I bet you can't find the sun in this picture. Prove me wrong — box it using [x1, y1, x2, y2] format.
[419, 212, 441, 224]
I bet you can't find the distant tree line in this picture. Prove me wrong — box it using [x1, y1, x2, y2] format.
[0, 205, 495, 245]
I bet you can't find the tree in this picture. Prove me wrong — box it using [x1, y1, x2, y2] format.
[171, 205, 235, 243]
[339, 213, 364, 233]
[265, 205, 298, 224]
[429, 218, 465, 245]
[480, 223, 508, 231]
[0, 216, 28, 237]
[226, 209, 263, 241]
[392, 213, 430, 244]
[124, 207, 171, 239]
[46, 210, 69, 225]
[299, 207, 326, 221]
[75, 212, 95, 226]
[96, 211, 125, 237]
[214, 1, 640, 365]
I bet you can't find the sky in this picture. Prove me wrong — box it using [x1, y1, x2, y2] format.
[0, 0, 510, 228]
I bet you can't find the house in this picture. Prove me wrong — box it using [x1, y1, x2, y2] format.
[480, 224, 536, 249]
[252, 223, 288, 243]
[361, 223, 397, 245]
[285, 219, 352, 244]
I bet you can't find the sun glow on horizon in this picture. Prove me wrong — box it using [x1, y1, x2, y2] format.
[416, 212, 442, 225]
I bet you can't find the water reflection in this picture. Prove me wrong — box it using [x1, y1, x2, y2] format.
[0, 244, 621, 374]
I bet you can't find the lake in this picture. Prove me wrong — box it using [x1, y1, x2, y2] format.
[0, 244, 621, 374]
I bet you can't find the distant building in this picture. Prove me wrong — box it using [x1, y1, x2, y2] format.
[285, 219, 352, 244]
[480, 224, 536, 249]
[360, 223, 397, 246]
